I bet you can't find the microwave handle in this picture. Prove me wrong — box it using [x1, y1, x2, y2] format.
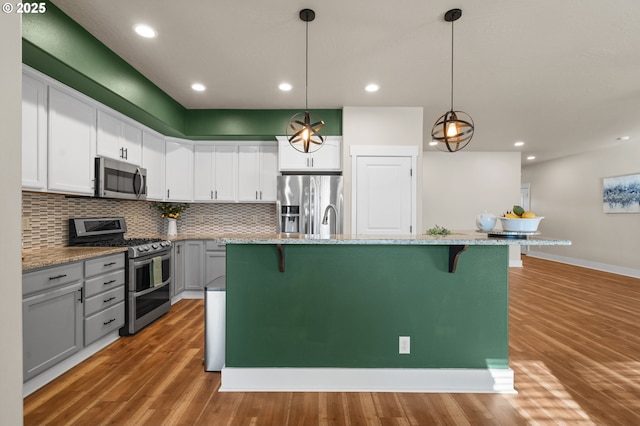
[134, 167, 145, 199]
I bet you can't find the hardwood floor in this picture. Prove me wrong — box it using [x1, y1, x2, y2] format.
[24, 256, 640, 425]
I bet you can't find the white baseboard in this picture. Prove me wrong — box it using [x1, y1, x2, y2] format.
[179, 290, 205, 300]
[23, 331, 120, 397]
[527, 251, 640, 279]
[509, 259, 523, 267]
[220, 367, 516, 394]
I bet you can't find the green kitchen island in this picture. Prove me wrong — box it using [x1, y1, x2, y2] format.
[217, 233, 570, 393]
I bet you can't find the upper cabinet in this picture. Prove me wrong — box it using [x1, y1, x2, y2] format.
[277, 136, 342, 172]
[238, 144, 278, 202]
[141, 130, 165, 201]
[165, 138, 194, 202]
[194, 144, 237, 202]
[22, 72, 48, 191]
[48, 87, 96, 196]
[96, 109, 142, 165]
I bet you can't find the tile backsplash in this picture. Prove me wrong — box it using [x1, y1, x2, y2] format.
[22, 192, 276, 250]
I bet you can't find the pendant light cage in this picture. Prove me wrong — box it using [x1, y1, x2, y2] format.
[431, 8, 474, 153]
[287, 8, 325, 153]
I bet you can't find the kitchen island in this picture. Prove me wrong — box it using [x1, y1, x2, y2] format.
[217, 232, 570, 393]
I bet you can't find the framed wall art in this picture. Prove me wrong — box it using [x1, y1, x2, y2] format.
[603, 173, 640, 213]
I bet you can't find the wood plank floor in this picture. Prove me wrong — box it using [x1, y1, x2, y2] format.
[24, 256, 640, 425]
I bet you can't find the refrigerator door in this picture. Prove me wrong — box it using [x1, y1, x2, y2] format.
[316, 176, 344, 236]
[277, 175, 311, 235]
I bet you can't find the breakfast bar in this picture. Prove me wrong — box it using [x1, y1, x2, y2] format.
[218, 233, 570, 393]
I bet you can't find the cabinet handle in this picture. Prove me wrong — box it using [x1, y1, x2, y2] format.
[103, 318, 116, 325]
[49, 274, 67, 280]
[256, 191, 258, 200]
[124, 148, 128, 160]
[78, 288, 83, 303]
[260, 191, 263, 200]
[215, 190, 218, 199]
[311, 158, 314, 167]
[104, 296, 116, 303]
[167, 189, 170, 198]
[104, 279, 117, 285]
[211, 190, 213, 200]
[104, 262, 117, 267]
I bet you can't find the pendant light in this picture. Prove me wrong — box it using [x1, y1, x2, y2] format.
[431, 8, 474, 152]
[287, 9, 325, 153]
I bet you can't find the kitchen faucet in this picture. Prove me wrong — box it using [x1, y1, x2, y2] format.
[322, 204, 338, 234]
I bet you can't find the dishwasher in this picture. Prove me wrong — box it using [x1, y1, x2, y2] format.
[204, 275, 225, 371]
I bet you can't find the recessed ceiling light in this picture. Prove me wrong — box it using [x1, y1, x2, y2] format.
[527, 155, 536, 160]
[617, 136, 630, 141]
[279, 83, 292, 91]
[191, 83, 206, 92]
[133, 24, 157, 38]
[429, 141, 438, 146]
[365, 83, 379, 93]
[514, 141, 525, 147]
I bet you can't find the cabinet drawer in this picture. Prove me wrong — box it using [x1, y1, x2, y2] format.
[84, 285, 125, 317]
[84, 301, 125, 346]
[205, 241, 226, 251]
[85, 253, 125, 278]
[23, 262, 83, 297]
[85, 269, 125, 298]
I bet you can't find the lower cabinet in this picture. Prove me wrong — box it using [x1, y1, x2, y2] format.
[172, 241, 185, 297]
[184, 241, 204, 291]
[23, 263, 84, 381]
[22, 253, 125, 382]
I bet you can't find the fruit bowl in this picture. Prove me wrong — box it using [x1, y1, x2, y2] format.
[498, 216, 544, 232]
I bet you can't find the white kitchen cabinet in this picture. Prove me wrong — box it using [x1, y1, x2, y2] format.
[238, 144, 278, 202]
[22, 72, 48, 190]
[184, 241, 205, 291]
[165, 138, 194, 201]
[277, 136, 341, 172]
[96, 109, 142, 165]
[48, 87, 96, 195]
[141, 130, 166, 201]
[193, 144, 237, 202]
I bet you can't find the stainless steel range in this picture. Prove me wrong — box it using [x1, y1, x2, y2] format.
[69, 217, 172, 335]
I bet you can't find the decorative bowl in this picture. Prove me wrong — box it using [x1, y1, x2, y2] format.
[498, 216, 544, 232]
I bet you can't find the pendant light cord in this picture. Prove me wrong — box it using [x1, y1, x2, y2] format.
[450, 18, 454, 112]
[305, 19, 309, 111]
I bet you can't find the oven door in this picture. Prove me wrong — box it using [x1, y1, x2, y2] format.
[131, 251, 171, 293]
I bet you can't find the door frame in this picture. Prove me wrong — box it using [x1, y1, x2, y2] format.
[350, 145, 419, 235]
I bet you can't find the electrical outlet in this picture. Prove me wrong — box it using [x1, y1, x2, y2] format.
[399, 336, 410, 354]
[198, 215, 205, 224]
[22, 216, 31, 231]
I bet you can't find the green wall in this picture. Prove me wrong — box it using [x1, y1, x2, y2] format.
[226, 244, 509, 369]
[22, 0, 342, 139]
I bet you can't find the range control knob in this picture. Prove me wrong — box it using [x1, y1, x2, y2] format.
[151, 243, 159, 249]
[140, 245, 150, 252]
[160, 241, 170, 247]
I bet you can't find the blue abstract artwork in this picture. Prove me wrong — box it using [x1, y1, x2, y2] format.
[603, 173, 640, 213]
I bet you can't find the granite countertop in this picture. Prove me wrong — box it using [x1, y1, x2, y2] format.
[216, 232, 572, 246]
[22, 247, 127, 271]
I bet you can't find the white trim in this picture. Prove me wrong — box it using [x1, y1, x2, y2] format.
[350, 145, 419, 235]
[23, 331, 120, 397]
[527, 251, 640, 279]
[220, 367, 516, 394]
[509, 259, 523, 267]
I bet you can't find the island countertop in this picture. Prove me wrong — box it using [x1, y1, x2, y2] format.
[216, 231, 571, 246]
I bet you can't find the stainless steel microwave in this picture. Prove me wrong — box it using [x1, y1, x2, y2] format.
[95, 157, 147, 200]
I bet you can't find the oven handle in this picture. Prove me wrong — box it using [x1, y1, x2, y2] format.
[132, 278, 170, 298]
[132, 251, 171, 268]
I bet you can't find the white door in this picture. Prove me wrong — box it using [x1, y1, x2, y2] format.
[355, 156, 413, 235]
[520, 183, 531, 254]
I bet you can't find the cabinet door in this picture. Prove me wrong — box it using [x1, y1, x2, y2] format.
[48, 87, 96, 195]
[96, 110, 122, 160]
[260, 145, 278, 201]
[193, 145, 215, 201]
[213, 145, 237, 201]
[165, 139, 193, 201]
[184, 241, 204, 291]
[310, 137, 342, 171]
[237, 145, 260, 201]
[205, 250, 226, 286]
[278, 138, 310, 171]
[142, 130, 166, 201]
[172, 242, 185, 296]
[121, 121, 142, 165]
[23, 281, 83, 381]
[22, 73, 48, 190]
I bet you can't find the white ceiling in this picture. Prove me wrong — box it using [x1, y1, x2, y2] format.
[50, 0, 640, 163]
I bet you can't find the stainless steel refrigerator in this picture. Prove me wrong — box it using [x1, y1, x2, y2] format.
[277, 175, 343, 237]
